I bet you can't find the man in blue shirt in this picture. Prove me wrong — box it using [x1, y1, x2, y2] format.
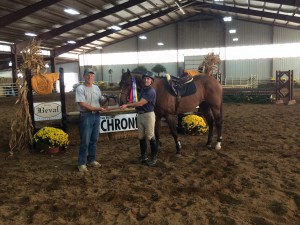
[75, 68, 107, 172]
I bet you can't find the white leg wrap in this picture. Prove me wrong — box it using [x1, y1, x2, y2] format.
[215, 142, 222, 150]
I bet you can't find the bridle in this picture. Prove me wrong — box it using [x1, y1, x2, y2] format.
[119, 82, 132, 104]
[119, 72, 143, 104]
[119, 90, 129, 97]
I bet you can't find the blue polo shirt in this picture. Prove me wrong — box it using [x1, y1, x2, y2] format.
[137, 86, 156, 112]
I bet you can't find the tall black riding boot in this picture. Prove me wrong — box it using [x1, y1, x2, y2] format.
[147, 138, 158, 166]
[133, 139, 148, 164]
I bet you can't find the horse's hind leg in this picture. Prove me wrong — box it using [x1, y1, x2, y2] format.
[211, 104, 223, 150]
[165, 114, 181, 155]
[212, 104, 223, 150]
[198, 102, 214, 149]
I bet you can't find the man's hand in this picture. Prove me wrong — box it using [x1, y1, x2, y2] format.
[120, 104, 128, 110]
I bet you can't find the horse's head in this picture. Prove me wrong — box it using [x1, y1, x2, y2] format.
[119, 69, 133, 106]
[119, 69, 144, 105]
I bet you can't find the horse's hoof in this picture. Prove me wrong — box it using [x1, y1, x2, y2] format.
[215, 142, 222, 150]
[206, 145, 212, 150]
[175, 153, 182, 157]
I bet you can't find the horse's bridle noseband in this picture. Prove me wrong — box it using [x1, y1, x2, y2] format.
[119, 90, 129, 97]
[119, 88, 131, 104]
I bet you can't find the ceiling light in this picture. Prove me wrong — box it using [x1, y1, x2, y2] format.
[111, 25, 121, 31]
[25, 32, 37, 37]
[8, 61, 12, 66]
[223, 16, 232, 22]
[157, 42, 164, 46]
[233, 38, 239, 41]
[139, 35, 147, 40]
[68, 40, 76, 44]
[229, 29, 236, 34]
[64, 8, 80, 15]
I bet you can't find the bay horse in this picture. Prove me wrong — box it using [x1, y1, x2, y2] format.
[119, 69, 223, 155]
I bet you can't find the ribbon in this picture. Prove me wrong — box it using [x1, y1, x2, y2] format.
[130, 77, 138, 103]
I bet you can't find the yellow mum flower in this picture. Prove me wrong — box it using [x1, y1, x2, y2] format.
[181, 114, 208, 135]
[32, 126, 69, 149]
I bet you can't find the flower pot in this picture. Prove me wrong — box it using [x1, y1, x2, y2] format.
[47, 147, 59, 154]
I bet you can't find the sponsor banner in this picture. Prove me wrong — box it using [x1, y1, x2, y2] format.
[34, 101, 62, 121]
[100, 113, 137, 133]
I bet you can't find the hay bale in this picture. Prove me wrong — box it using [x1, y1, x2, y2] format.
[109, 130, 138, 140]
[0, 86, 4, 97]
[100, 133, 110, 142]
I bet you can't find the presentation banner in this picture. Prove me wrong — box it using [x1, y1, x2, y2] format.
[100, 113, 137, 133]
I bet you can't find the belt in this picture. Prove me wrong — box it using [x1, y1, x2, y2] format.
[80, 111, 99, 115]
[137, 111, 152, 114]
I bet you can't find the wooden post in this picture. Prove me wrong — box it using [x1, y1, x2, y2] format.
[25, 69, 35, 130]
[59, 67, 67, 131]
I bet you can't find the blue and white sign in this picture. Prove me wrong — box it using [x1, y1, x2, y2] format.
[34, 101, 62, 121]
[100, 113, 137, 133]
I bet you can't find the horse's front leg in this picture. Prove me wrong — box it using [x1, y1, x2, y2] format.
[206, 118, 214, 149]
[165, 115, 181, 155]
[155, 116, 162, 151]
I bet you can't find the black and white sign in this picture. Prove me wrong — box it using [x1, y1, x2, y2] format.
[100, 113, 137, 133]
[34, 101, 62, 121]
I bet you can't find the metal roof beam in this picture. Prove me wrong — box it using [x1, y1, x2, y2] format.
[38, 0, 147, 40]
[195, 2, 300, 24]
[255, 0, 300, 7]
[15, 0, 147, 53]
[53, 1, 195, 56]
[0, 0, 63, 28]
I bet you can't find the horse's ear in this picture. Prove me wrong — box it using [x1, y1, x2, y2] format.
[127, 68, 130, 74]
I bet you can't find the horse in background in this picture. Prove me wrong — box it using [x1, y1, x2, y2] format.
[119, 70, 223, 155]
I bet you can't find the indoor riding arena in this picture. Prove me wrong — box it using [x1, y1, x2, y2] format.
[0, 1, 299, 225]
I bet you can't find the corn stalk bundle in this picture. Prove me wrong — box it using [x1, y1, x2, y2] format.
[9, 39, 46, 155]
[200, 52, 221, 76]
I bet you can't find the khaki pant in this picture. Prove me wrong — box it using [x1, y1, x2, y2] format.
[137, 112, 156, 140]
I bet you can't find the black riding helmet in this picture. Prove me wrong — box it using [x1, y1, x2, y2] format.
[142, 71, 155, 81]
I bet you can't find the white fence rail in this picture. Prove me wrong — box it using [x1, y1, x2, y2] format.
[224, 75, 258, 88]
[0, 83, 18, 97]
[0, 77, 277, 97]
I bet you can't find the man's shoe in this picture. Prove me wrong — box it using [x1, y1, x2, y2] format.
[132, 156, 148, 164]
[87, 161, 101, 167]
[78, 165, 88, 172]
